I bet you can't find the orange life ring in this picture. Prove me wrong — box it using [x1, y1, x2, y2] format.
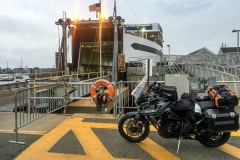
[90, 79, 114, 99]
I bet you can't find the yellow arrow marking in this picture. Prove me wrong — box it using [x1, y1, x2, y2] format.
[16, 118, 133, 160]
[17, 118, 240, 159]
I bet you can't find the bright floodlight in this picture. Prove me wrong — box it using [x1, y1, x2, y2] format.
[100, 12, 106, 19]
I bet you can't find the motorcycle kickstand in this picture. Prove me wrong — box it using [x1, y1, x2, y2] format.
[177, 137, 182, 154]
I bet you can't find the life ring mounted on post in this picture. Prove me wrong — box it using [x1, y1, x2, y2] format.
[90, 79, 114, 112]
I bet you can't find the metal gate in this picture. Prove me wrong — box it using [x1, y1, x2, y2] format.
[9, 82, 68, 144]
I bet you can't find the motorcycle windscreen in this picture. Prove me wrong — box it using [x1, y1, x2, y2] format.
[131, 74, 148, 99]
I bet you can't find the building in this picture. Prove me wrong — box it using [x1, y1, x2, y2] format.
[218, 47, 239, 55]
[188, 47, 215, 56]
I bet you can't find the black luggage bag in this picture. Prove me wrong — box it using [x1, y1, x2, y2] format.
[204, 108, 239, 132]
[159, 86, 178, 101]
[195, 93, 210, 102]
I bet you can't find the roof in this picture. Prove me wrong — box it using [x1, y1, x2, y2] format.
[187, 47, 215, 56]
[219, 47, 239, 53]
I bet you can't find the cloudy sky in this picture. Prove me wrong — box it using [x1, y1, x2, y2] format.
[0, 0, 239, 68]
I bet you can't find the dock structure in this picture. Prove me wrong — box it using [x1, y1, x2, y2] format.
[1, 49, 240, 118]
[2, 52, 240, 116]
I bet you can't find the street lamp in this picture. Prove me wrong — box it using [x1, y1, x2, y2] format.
[167, 45, 170, 65]
[232, 29, 240, 53]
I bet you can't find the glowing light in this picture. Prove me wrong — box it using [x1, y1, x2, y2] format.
[100, 12, 106, 20]
[141, 28, 146, 32]
[73, 16, 79, 21]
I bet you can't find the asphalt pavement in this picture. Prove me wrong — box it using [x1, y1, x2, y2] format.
[0, 112, 70, 160]
[0, 92, 15, 112]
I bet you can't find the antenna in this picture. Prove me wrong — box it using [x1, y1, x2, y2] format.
[113, 0, 117, 19]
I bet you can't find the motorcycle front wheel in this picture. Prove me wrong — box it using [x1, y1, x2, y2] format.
[199, 132, 231, 148]
[118, 114, 150, 143]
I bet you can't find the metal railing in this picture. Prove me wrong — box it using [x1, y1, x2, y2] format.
[31, 71, 109, 81]
[9, 82, 67, 144]
[112, 80, 165, 117]
[68, 75, 111, 100]
[113, 81, 136, 117]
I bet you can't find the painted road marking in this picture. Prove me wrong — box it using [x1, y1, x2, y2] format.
[16, 117, 240, 160]
[138, 138, 179, 160]
[16, 118, 180, 160]
[217, 130, 240, 159]
[218, 143, 240, 159]
[231, 130, 240, 137]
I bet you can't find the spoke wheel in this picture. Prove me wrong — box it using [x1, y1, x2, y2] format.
[199, 132, 231, 148]
[118, 114, 150, 143]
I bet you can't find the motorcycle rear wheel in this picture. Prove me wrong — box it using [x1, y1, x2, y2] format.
[118, 114, 150, 143]
[199, 132, 231, 148]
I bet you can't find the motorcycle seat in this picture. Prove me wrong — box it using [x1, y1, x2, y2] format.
[196, 100, 216, 111]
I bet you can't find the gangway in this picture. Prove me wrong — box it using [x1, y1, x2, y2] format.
[170, 53, 240, 80]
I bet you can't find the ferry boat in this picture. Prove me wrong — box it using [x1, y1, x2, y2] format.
[64, 19, 163, 72]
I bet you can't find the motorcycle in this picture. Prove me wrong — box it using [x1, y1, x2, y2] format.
[118, 75, 239, 149]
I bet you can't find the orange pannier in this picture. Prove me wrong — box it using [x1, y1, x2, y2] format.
[207, 85, 238, 108]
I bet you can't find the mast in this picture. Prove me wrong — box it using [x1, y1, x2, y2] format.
[113, 0, 117, 18]
[111, 0, 119, 82]
[99, 0, 102, 79]
[55, 11, 70, 75]
[63, 11, 69, 75]
[21, 57, 22, 75]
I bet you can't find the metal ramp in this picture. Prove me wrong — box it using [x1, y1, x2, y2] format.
[167, 62, 183, 74]
[168, 53, 240, 81]
[168, 53, 240, 98]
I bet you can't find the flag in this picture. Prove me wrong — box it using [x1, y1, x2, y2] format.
[89, 3, 101, 12]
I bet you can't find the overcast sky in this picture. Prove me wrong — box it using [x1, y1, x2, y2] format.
[0, 0, 239, 68]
